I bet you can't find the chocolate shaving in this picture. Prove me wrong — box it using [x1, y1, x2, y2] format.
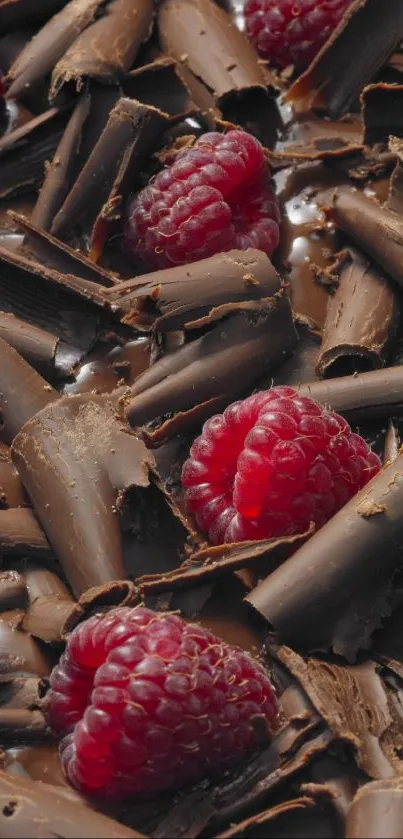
[20, 563, 76, 644]
[61, 579, 138, 637]
[347, 778, 403, 839]
[0, 0, 66, 30]
[0, 313, 58, 378]
[316, 248, 400, 377]
[50, 0, 154, 100]
[387, 136, 403, 214]
[0, 621, 52, 677]
[126, 294, 298, 428]
[296, 366, 403, 423]
[122, 58, 199, 123]
[51, 97, 169, 259]
[0, 106, 69, 198]
[384, 421, 400, 466]
[286, 0, 403, 117]
[0, 335, 58, 445]
[362, 83, 403, 145]
[0, 571, 27, 611]
[247, 451, 403, 661]
[6, 0, 105, 101]
[107, 249, 282, 331]
[0, 709, 48, 743]
[216, 796, 335, 839]
[158, 0, 268, 109]
[0, 509, 52, 559]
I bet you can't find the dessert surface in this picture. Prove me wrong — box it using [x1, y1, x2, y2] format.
[0, 0, 403, 836]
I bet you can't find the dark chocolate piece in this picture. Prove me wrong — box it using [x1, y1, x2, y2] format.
[21, 563, 76, 644]
[30, 92, 91, 232]
[0, 31, 49, 114]
[0, 443, 27, 510]
[296, 366, 403, 422]
[0, 335, 58, 445]
[0, 0, 65, 30]
[60, 579, 138, 637]
[0, 312, 58, 378]
[0, 107, 69, 199]
[122, 58, 199, 123]
[383, 420, 400, 465]
[387, 136, 403, 214]
[329, 186, 403, 291]
[362, 83, 403, 145]
[316, 248, 400, 377]
[269, 117, 364, 168]
[0, 509, 52, 558]
[0, 571, 27, 611]
[107, 248, 282, 331]
[247, 451, 403, 661]
[50, 0, 154, 100]
[347, 779, 403, 839]
[216, 797, 337, 839]
[6, 0, 105, 100]
[0, 771, 145, 838]
[0, 709, 48, 742]
[286, 0, 403, 117]
[12, 393, 155, 598]
[126, 294, 298, 427]
[158, 0, 268, 108]
[51, 97, 169, 259]
[0, 620, 52, 676]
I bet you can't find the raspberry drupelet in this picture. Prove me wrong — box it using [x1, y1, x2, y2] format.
[125, 129, 280, 269]
[244, 0, 352, 72]
[182, 386, 381, 545]
[46, 607, 278, 799]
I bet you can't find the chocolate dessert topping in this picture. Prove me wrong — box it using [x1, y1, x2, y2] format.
[0, 336, 58, 444]
[0, 509, 52, 559]
[0, 106, 69, 199]
[0, 312, 58, 377]
[347, 778, 403, 839]
[297, 365, 403, 422]
[0, 0, 66, 30]
[0, 570, 27, 612]
[362, 82, 403, 145]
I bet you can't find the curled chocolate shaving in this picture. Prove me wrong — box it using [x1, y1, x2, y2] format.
[50, 0, 154, 100]
[158, 0, 268, 108]
[362, 83, 403, 145]
[51, 97, 170, 258]
[0, 444, 28, 509]
[21, 563, 76, 644]
[247, 452, 403, 661]
[0, 336, 58, 445]
[296, 366, 403, 422]
[126, 294, 298, 427]
[0, 620, 52, 676]
[216, 796, 336, 839]
[286, 0, 403, 117]
[122, 58, 199, 124]
[0, 0, 65, 30]
[0, 709, 48, 743]
[347, 778, 403, 839]
[6, 0, 105, 101]
[383, 421, 400, 466]
[0, 509, 52, 559]
[0, 571, 27, 611]
[107, 249, 282, 331]
[0, 106, 69, 199]
[387, 136, 403, 214]
[11, 393, 155, 598]
[316, 248, 400, 377]
[61, 579, 138, 637]
[0, 312, 58, 378]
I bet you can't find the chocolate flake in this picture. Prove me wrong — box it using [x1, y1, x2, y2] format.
[362, 82, 403, 145]
[0, 106, 69, 199]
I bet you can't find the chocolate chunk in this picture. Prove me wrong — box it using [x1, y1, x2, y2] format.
[216, 796, 337, 839]
[0, 571, 27, 611]
[247, 452, 403, 661]
[362, 83, 403, 145]
[0, 336, 58, 445]
[269, 117, 364, 168]
[50, 0, 154, 100]
[286, 0, 403, 117]
[122, 58, 199, 123]
[347, 779, 403, 839]
[6, 0, 105, 101]
[11, 393, 155, 598]
[0, 31, 49, 114]
[0, 313, 58, 378]
[0, 709, 48, 743]
[0, 106, 69, 198]
[0, 444, 28, 509]
[0, 0, 65, 30]
[126, 294, 298, 428]
[383, 420, 400, 465]
[158, 0, 268, 109]
[296, 366, 403, 422]
[107, 249, 282, 331]
[386, 136, 403, 214]
[316, 248, 400, 377]
[0, 509, 52, 559]
[329, 186, 403, 291]
[0, 621, 52, 676]
[0, 771, 144, 838]
[20, 563, 76, 644]
[51, 98, 170, 258]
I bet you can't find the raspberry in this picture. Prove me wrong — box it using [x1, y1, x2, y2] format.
[182, 386, 381, 545]
[46, 607, 278, 799]
[125, 130, 280, 269]
[244, 0, 352, 72]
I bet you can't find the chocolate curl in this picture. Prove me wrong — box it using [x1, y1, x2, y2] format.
[107, 249, 282, 331]
[0, 571, 27, 611]
[0, 336, 58, 445]
[0, 771, 145, 839]
[347, 779, 403, 839]
[0, 509, 52, 559]
[286, 0, 403, 117]
[247, 452, 403, 662]
[362, 83, 403, 145]
[60, 579, 138, 637]
[122, 57, 200, 124]
[126, 294, 298, 428]
[383, 421, 400, 466]
[329, 187, 403, 290]
[0, 0, 66, 30]
[12, 393, 155, 598]
[0, 106, 69, 199]
[0, 445, 30, 508]
[21, 563, 76, 644]
[50, 0, 154, 100]
[0, 312, 58, 378]
[387, 136, 403, 214]
[6, 0, 105, 101]
[51, 98, 170, 257]
[158, 0, 268, 108]
[315, 249, 400, 377]
[216, 797, 331, 839]
[297, 367, 403, 422]
[0, 620, 52, 676]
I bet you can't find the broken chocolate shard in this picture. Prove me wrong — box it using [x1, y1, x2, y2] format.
[126, 294, 298, 428]
[361, 83, 403, 145]
[316, 248, 400, 377]
[11, 393, 155, 598]
[0, 571, 27, 612]
[21, 563, 76, 645]
[0, 106, 69, 199]
[286, 0, 403, 117]
[0, 335, 58, 445]
[269, 117, 364, 168]
[158, 0, 268, 108]
[6, 0, 105, 101]
[107, 248, 282, 331]
[0, 312, 58, 378]
[347, 778, 403, 839]
[329, 187, 403, 291]
[51, 97, 170, 259]
[296, 366, 403, 422]
[50, 0, 155, 100]
[0, 509, 52, 559]
[247, 451, 403, 661]
[216, 796, 335, 839]
[122, 58, 200, 124]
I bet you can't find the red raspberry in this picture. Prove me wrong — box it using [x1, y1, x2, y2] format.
[182, 386, 381, 545]
[244, 0, 352, 72]
[125, 130, 280, 269]
[46, 607, 278, 799]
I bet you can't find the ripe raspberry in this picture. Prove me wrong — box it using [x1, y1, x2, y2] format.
[125, 130, 280, 269]
[182, 386, 381, 545]
[46, 607, 278, 799]
[244, 0, 352, 72]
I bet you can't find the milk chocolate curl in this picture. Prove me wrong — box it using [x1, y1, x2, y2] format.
[347, 778, 403, 839]
[296, 366, 403, 421]
[0, 450, 26, 508]
[0, 771, 145, 838]
[108, 249, 282, 330]
[51, 98, 169, 256]
[12, 394, 155, 598]
[329, 187, 403, 290]
[286, 0, 403, 117]
[0, 509, 52, 558]
[0, 570, 26, 611]
[316, 249, 400, 377]
[158, 0, 267, 108]
[21, 563, 76, 644]
[0, 620, 52, 676]
[0, 336, 58, 444]
[247, 452, 403, 661]
[6, 0, 105, 101]
[126, 294, 298, 427]
[0, 313, 58, 378]
[50, 0, 154, 100]
[0, 0, 65, 30]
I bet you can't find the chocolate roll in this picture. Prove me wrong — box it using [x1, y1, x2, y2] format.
[347, 779, 403, 839]
[0, 509, 52, 558]
[21, 563, 76, 644]
[0, 336, 58, 444]
[0, 312, 58, 378]
[0, 620, 52, 676]
[0, 446, 29, 508]
[297, 366, 403, 422]
[0, 570, 27, 611]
